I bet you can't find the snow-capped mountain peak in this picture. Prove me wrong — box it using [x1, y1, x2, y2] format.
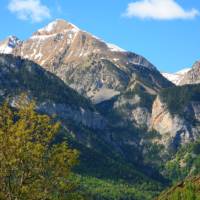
[36, 19, 80, 36]
[0, 19, 173, 104]
[32, 19, 128, 54]
[19, 19, 132, 65]
[178, 61, 200, 85]
[0, 36, 21, 54]
[162, 68, 191, 85]
[0, 19, 157, 74]
[176, 68, 191, 75]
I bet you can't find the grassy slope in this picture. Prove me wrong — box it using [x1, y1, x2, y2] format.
[72, 174, 161, 200]
[156, 176, 200, 200]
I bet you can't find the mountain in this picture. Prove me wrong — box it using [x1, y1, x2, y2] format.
[8, 19, 172, 103]
[1, 19, 173, 131]
[162, 68, 190, 85]
[0, 53, 167, 200]
[164, 60, 200, 86]
[0, 54, 105, 129]
[1, 19, 199, 152]
[179, 61, 200, 85]
[0, 35, 21, 54]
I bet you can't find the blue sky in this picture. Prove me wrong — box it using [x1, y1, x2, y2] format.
[0, 0, 200, 72]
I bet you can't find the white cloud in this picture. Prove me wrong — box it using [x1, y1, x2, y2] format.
[124, 0, 199, 20]
[8, 0, 51, 22]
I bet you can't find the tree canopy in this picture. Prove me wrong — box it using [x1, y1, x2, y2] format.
[0, 101, 83, 200]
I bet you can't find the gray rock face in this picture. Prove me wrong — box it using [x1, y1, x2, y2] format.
[179, 61, 200, 85]
[58, 58, 129, 96]
[151, 96, 200, 149]
[39, 102, 106, 129]
[0, 54, 106, 130]
[192, 102, 200, 121]
[112, 92, 152, 128]
[131, 107, 151, 127]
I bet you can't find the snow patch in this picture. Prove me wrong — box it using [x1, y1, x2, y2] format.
[66, 21, 80, 32]
[85, 31, 127, 53]
[34, 52, 43, 60]
[0, 36, 21, 54]
[162, 68, 191, 85]
[38, 19, 80, 34]
[113, 58, 120, 62]
[69, 26, 80, 33]
[30, 34, 57, 40]
[176, 68, 191, 75]
[0, 45, 13, 54]
[106, 43, 126, 52]
[88, 33, 103, 42]
[38, 21, 58, 32]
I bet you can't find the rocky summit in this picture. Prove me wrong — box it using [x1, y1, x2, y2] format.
[0, 35, 21, 54]
[179, 61, 200, 85]
[6, 19, 172, 103]
[162, 68, 191, 85]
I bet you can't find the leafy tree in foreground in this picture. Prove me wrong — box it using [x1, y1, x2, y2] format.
[0, 101, 83, 200]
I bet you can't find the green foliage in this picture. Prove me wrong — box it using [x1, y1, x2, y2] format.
[159, 84, 200, 116]
[71, 174, 161, 200]
[0, 101, 83, 200]
[60, 123, 166, 200]
[157, 178, 200, 200]
[165, 139, 200, 183]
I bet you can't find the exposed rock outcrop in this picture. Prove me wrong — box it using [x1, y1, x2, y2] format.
[0, 54, 106, 130]
[162, 68, 190, 85]
[151, 96, 200, 149]
[179, 61, 200, 85]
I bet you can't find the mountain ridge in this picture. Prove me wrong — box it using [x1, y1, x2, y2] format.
[179, 60, 200, 85]
[9, 19, 172, 102]
[162, 68, 191, 85]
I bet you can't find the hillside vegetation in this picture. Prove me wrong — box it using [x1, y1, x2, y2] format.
[156, 176, 200, 200]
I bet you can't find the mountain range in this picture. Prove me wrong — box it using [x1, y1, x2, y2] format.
[0, 19, 200, 200]
[162, 68, 190, 85]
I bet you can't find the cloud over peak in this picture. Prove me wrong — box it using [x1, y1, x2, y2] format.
[124, 0, 199, 20]
[8, 0, 51, 22]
